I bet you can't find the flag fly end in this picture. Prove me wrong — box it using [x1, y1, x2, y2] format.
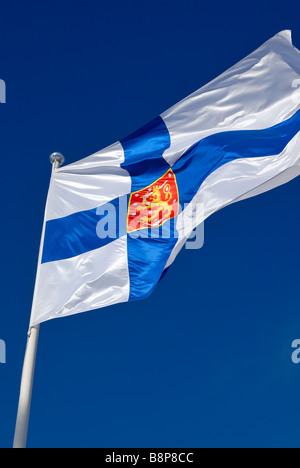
[277, 29, 292, 44]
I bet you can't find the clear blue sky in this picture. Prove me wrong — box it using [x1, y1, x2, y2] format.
[1, 0, 300, 448]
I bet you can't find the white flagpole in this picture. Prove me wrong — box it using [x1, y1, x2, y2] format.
[13, 153, 65, 449]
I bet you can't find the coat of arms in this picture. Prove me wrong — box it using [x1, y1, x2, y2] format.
[128, 169, 179, 233]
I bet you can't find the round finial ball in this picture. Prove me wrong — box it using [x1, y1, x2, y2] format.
[50, 152, 65, 166]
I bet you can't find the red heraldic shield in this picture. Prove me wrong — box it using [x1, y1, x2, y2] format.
[127, 169, 180, 233]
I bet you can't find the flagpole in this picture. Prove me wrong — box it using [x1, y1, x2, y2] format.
[13, 153, 65, 449]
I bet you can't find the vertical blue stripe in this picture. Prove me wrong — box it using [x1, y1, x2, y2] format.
[121, 116, 171, 192]
[127, 219, 178, 301]
[120, 116, 176, 300]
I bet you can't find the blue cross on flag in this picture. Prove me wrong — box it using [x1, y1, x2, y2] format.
[30, 31, 300, 326]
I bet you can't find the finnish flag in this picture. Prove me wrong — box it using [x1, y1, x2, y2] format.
[31, 31, 300, 326]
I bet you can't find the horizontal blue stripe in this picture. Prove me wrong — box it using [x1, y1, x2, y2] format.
[42, 196, 128, 264]
[174, 109, 300, 204]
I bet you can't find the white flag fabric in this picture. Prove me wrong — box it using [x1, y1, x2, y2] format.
[30, 30, 300, 326]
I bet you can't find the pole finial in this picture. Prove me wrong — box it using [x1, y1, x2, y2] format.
[50, 152, 65, 168]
